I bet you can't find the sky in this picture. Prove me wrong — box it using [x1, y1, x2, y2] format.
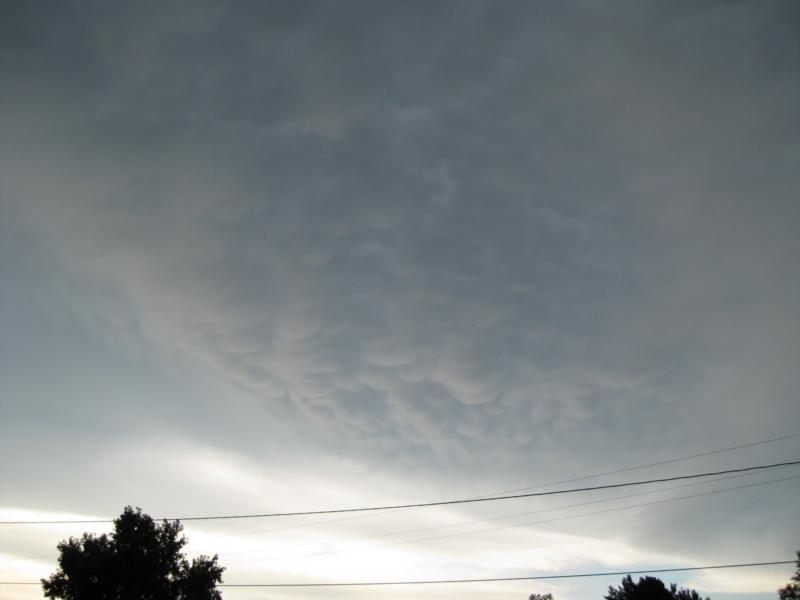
[1, 1, 799, 599]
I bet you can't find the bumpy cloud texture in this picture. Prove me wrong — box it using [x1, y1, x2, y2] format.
[1, 2, 799, 596]
[4, 2, 799, 463]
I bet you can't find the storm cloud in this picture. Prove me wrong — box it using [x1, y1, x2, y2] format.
[1, 2, 799, 598]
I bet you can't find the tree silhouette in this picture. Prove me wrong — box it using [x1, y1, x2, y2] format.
[779, 551, 800, 600]
[605, 574, 709, 600]
[42, 506, 224, 600]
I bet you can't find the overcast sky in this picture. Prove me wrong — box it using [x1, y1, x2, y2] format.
[1, 1, 799, 599]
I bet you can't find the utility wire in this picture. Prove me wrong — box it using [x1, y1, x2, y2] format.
[218, 431, 800, 539]
[4, 452, 793, 565]
[219, 560, 799, 587]
[2, 460, 798, 525]
[8, 462, 800, 527]
[4, 560, 793, 587]
[3, 469, 794, 567]
[229, 473, 800, 565]
[473, 432, 800, 498]
[6, 433, 798, 533]
[219, 467, 780, 559]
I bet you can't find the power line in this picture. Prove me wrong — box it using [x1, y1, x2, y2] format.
[6, 433, 797, 533]
[5, 560, 791, 587]
[218, 560, 799, 587]
[2, 465, 790, 567]
[475, 432, 800, 498]
[217, 431, 800, 539]
[229, 473, 800, 565]
[9, 462, 800, 527]
[2, 460, 798, 525]
[220, 468, 789, 560]
[4, 470, 797, 568]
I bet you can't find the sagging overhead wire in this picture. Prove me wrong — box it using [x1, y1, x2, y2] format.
[3, 560, 793, 587]
[219, 466, 790, 559]
[2, 460, 798, 525]
[228, 472, 800, 565]
[219, 560, 799, 587]
[218, 431, 800, 538]
[0, 560, 795, 588]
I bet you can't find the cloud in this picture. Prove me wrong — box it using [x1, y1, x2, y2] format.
[2, 2, 799, 594]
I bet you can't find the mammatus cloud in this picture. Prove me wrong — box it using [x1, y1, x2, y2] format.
[1, 2, 799, 598]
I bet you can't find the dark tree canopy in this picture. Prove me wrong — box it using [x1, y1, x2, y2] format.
[605, 575, 709, 600]
[779, 551, 800, 600]
[42, 506, 224, 600]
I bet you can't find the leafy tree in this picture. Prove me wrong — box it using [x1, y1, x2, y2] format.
[529, 594, 553, 600]
[779, 551, 800, 600]
[42, 506, 224, 600]
[605, 575, 709, 600]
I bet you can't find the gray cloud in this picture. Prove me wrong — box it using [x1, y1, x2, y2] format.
[2, 1, 799, 590]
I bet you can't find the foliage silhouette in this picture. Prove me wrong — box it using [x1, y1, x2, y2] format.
[779, 551, 800, 600]
[42, 506, 224, 600]
[605, 574, 709, 600]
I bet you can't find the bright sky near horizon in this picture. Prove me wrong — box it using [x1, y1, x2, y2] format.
[1, 1, 799, 599]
